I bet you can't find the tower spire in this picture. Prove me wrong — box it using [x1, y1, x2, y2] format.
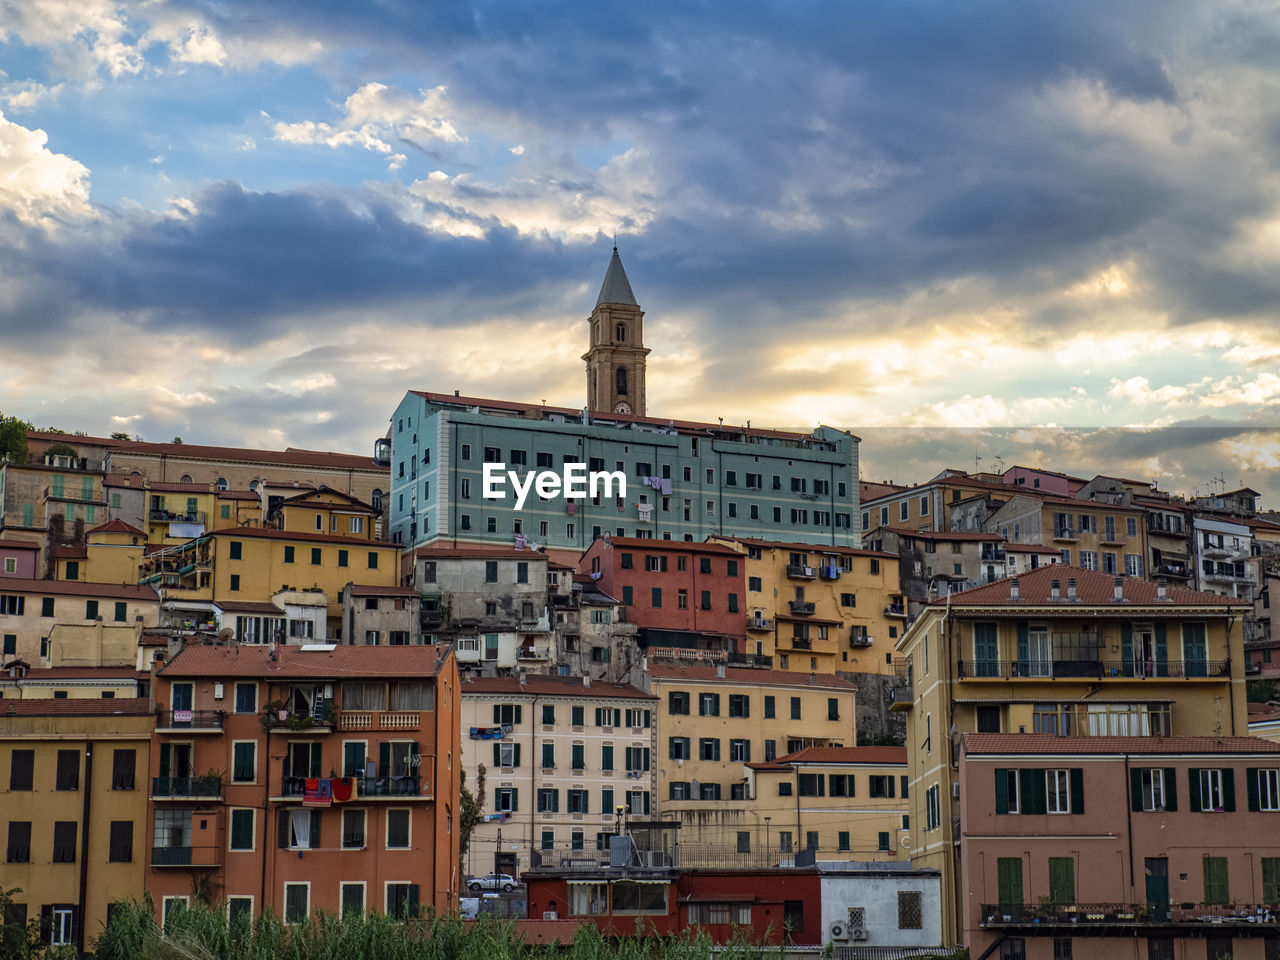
[596, 244, 638, 307]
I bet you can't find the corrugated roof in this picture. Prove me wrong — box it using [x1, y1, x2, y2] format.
[213, 600, 282, 614]
[932, 564, 1242, 607]
[0, 698, 153, 718]
[157, 643, 446, 679]
[596, 246, 639, 306]
[461, 675, 652, 699]
[647, 663, 856, 690]
[963, 733, 1280, 756]
[0, 576, 158, 601]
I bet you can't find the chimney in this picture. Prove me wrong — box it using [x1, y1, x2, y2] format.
[1067, 578, 1077, 601]
[454, 389, 460, 396]
[582, 675, 591, 687]
[1156, 577, 1169, 601]
[1113, 577, 1124, 602]
[1050, 579, 1061, 601]
[1009, 578, 1020, 601]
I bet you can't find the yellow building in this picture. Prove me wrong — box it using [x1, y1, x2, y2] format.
[892, 564, 1250, 946]
[710, 537, 904, 675]
[270, 487, 379, 540]
[0, 698, 152, 953]
[0, 577, 160, 665]
[861, 473, 1014, 535]
[744, 746, 909, 861]
[210, 527, 399, 638]
[986, 493, 1150, 579]
[77, 520, 149, 584]
[648, 662, 856, 857]
[141, 482, 220, 545]
[0, 663, 146, 699]
[211, 490, 262, 531]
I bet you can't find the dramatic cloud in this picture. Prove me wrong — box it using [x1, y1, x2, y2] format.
[0, 110, 92, 223]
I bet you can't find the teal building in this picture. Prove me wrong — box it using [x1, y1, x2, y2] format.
[387, 251, 861, 555]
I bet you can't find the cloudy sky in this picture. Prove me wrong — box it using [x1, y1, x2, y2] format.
[2, 0, 1279, 502]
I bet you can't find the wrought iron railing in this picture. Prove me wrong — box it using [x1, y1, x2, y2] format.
[957, 659, 1230, 679]
[280, 774, 422, 797]
[981, 902, 1279, 928]
[152, 776, 223, 798]
[155, 709, 224, 729]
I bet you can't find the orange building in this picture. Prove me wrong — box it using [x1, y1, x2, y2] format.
[145, 644, 461, 925]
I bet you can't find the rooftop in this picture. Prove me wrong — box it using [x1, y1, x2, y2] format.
[748, 746, 907, 770]
[0, 697, 153, 718]
[647, 662, 856, 690]
[212, 526, 398, 548]
[461, 675, 653, 699]
[879, 527, 1003, 542]
[0, 540, 41, 551]
[930, 564, 1243, 608]
[157, 643, 447, 679]
[344, 584, 420, 598]
[710, 536, 898, 559]
[963, 733, 1280, 756]
[0, 576, 158, 601]
[87, 519, 148, 537]
[596, 245, 638, 306]
[594, 537, 742, 555]
[414, 545, 551, 561]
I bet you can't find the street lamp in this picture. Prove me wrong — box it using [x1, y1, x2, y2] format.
[764, 817, 771, 858]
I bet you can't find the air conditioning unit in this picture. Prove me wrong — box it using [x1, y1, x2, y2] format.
[952, 783, 961, 800]
[850, 927, 869, 941]
[829, 921, 849, 942]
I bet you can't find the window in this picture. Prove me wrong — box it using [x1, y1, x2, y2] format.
[310, 547, 322, 565]
[728, 695, 749, 718]
[798, 774, 824, 797]
[49, 905, 76, 946]
[790, 697, 801, 720]
[1047, 768, 1071, 813]
[1131, 768, 1175, 812]
[699, 738, 720, 761]
[111, 749, 135, 790]
[1191, 768, 1233, 812]
[9, 749, 33, 790]
[56, 750, 79, 790]
[229, 809, 254, 851]
[232, 742, 256, 782]
[669, 737, 691, 760]
[568, 789, 589, 813]
[65, 561, 79, 580]
[763, 695, 775, 719]
[1205, 937, 1233, 960]
[729, 740, 750, 762]
[283, 546, 295, 564]
[367, 552, 378, 569]
[572, 744, 585, 769]
[699, 693, 720, 716]
[827, 698, 839, 721]
[233, 683, 257, 714]
[1203, 855, 1230, 904]
[7, 821, 30, 863]
[1251, 767, 1280, 811]
[386, 809, 411, 848]
[341, 809, 366, 849]
[52, 821, 77, 862]
[926, 784, 940, 831]
[284, 883, 309, 924]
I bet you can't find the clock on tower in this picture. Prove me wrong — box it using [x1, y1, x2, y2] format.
[614, 401, 632, 415]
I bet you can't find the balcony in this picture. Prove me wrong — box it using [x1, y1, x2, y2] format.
[818, 565, 841, 580]
[726, 652, 773, 669]
[788, 600, 816, 615]
[151, 845, 221, 868]
[1052, 526, 1078, 542]
[957, 659, 1231, 680]
[261, 699, 334, 732]
[337, 710, 420, 732]
[281, 774, 426, 799]
[785, 564, 816, 580]
[884, 603, 907, 617]
[981, 902, 1278, 931]
[150, 510, 207, 525]
[746, 616, 774, 632]
[420, 608, 445, 628]
[849, 634, 873, 648]
[155, 709, 224, 733]
[518, 643, 549, 661]
[786, 636, 813, 651]
[152, 776, 223, 800]
[1155, 563, 1192, 579]
[1201, 544, 1234, 560]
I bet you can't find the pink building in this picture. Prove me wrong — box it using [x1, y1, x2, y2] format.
[0, 539, 39, 578]
[1002, 467, 1087, 498]
[959, 734, 1280, 960]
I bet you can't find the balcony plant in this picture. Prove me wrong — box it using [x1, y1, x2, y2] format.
[197, 769, 222, 794]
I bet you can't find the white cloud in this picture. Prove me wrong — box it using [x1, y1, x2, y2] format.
[0, 0, 145, 81]
[0, 110, 93, 224]
[270, 82, 463, 155]
[388, 153, 406, 171]
[3, 81, 64, 111]
[509, 144, 525, 156]
[236, 135, 256, 152]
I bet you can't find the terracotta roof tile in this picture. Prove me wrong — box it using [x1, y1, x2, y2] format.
[647, 663, 856, 690]
[460, 675, 652, 699]
[931, 564, 1243, 607]
[110, 440, 381, 471]
[87, 519, 147, 537]
[1001, 543, 1061, 554]
[0, 576, 158, 601]
[344, 584, 419, 598]
[749, 746, 906, 769]
[216, 490, 262, 501]
[0, 698, 153, 718]
[414, 545, 551, 561]
[54, 545, 88, 559]
[879, 527, 1003, 542]
[595, 537, 741, 555]
[0, 540, 41, 551]
[157, 643, 446, 679]
[710, 536, 896, 558]
[963, 733, 1280, 755]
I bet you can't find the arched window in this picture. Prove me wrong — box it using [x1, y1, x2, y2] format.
[616, 366, 628, 396]
[371, 489, 384, 511]
[615, 323, 626, 343]
[179, 474, 194, 484]
[215, 477, 228, 491]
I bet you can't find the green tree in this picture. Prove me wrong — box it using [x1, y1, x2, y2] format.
[0, 414, 33, 464]
[1248, 678, 1277, 703]
[458, 765, 485, 867]
[110, 432, 131, 440]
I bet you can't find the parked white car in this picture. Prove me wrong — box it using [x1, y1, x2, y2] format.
[468, 873, 517, 892]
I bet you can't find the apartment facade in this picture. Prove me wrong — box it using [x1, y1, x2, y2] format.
[1193, 515, 1255, 601]
[0, 698, 152, 954]
[893, 565, 1250, 945]
[0, 539, 39, 579]
[458, 675, 656, 877]
[146, 644, 461, 924]
[960, 734, 1280, 960]
[581, 537, 745, 655]
[0, 576, 159, 664]
[986, 494, 1150, 579]
[709, 536, 903, 675]
[387, 390, 861, 557]
[744, 746, 910, 861]
[649, 663, 856, 855]
[869, 528, 1005, 620]
[861, 472, 1014, 536]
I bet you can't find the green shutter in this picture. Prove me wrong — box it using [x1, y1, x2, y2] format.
[512, 743, 521, 768]
[1203, 856, 1229, 904]
[1121, 623, 1133, 674]
[1164, 768, 1177, 811]
[511, 789, 518, 811]
[1189, 769, 1202, 812]
[1222, 769, 1236, 812]
[1069, 768, 1084, 814]
[493, 743, 500, 767]
[602, 788, 613, 812]
[1016, 622, 1028, 672]
[1048, 857, 1074, 903]
[278, 810, 290, 848]
[380, 742, 391, 777]
[1020, 768, 1046, 815]
[602, 745, 613, 770]
[1154, 624, 1168, 676]
[1262, 858, 1280, 903]
[493, 705, 501, 724]
[888, 776, 895, 798]
[310, 743, 321, 777]
[1248, 768, 1260, 812]
[1131, 769, 1144, 812]
[997, 858, 1023, 910]
[901, 775, 908, 798]
[310, 809, 321, 848]
[995, 769, 1009, 814]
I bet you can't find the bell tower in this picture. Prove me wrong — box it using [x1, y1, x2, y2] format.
[584, 246, 650, 416]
